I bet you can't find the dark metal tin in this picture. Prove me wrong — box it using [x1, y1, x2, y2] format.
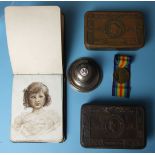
[81, 104, 146, 149]
[84, 11, 144, 50]
[67, 57, 102, 92]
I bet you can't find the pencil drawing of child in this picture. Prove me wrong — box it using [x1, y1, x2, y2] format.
[12, 82, 60, 138]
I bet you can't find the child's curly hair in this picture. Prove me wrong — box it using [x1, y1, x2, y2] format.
[23, 82, 51, 108]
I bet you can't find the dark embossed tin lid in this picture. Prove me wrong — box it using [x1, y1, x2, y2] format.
[84, 11, 144, 50]
[67, 57, 102, 92]
[81, 104, 146, 149]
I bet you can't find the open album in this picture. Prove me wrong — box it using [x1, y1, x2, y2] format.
[5, 6, 64, 142]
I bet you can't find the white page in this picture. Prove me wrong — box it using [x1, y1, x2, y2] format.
[5, 6, 62, 74]
[11, 75, 63, 142]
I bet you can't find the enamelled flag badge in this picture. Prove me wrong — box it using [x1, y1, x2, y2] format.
[112, 55, 132, 98]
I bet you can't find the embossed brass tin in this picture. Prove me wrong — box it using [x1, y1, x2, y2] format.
[68, 57, 102, 92]
[81, 104, 146, 149]
[84, 11, 144, 50]
[113, 67, 130, 83]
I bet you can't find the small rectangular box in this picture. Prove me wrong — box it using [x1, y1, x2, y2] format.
[84, 11, 144, 50]
[81, 104, 146, 149]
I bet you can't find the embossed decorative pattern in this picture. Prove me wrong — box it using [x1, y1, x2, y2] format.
[81, 104, 145, 149]
[84, 11, 144, 49]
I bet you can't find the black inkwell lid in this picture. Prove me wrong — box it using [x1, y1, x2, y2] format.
[67, 57, 102, 92]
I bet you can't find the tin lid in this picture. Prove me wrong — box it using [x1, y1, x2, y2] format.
[84, 11, 144, 50]
[113, 67, 130, 83]
[68, 57, 102, 92]
[81, 104, 145, 149]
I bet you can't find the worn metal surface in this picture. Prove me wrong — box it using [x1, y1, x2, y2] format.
[113, 67, 130, 83]
[81, 104, 146, 149]
[84, 11, 144, 49]
[68, 57, 102, 92]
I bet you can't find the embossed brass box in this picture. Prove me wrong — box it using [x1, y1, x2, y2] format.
[81, 104, 146, 149]
[84, 11, 144, 50]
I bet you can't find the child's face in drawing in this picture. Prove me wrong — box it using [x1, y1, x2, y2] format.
[28, 91, 46, 110]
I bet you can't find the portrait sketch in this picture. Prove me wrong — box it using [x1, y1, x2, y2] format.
[11, 75, 63, 142]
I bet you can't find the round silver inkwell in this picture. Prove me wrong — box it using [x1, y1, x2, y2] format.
[68, 57, 102, 92]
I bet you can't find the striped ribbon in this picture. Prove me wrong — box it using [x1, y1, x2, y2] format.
[112, 55, 132, 98]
